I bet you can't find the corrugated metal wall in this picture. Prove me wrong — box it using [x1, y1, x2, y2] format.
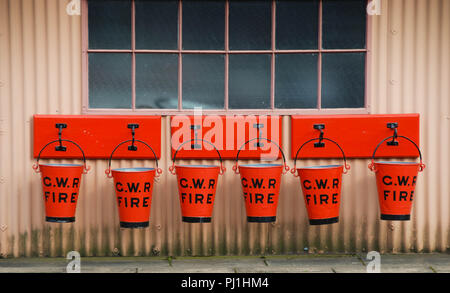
[0, 0, 449, 257]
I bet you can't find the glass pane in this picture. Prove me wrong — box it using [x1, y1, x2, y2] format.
[135, 0, 178, 50]
[276, 0, 318, 50]
[322, 0, 366, 49]
[229, 0, 271, 50]
[229, 54, 271, 109]
[275, 54, 318, 108]
[183, 0, 225, 50]
[89, 53, 131, 108]
[88, 0, 131, 49]
[136, 54, 178, 109]
[321, 53, 365, 108]
[182, 54, 225, 109]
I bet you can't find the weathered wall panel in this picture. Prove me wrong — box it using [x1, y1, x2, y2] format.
[0, 0, 449, 257]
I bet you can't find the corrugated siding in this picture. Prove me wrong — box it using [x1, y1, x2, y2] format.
[0, 0, 449, 257]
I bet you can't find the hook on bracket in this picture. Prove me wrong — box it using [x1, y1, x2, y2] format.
[387, 122, 399, 146]
[55, 123, 67, 151]
[313, 124, 325, 148]
[191, 125, 201, 149]
[128, 124, 139, 151]
[253, 123, 265, 147]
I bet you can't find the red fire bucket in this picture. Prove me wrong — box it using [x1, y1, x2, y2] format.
[33, 139, 90, 223]
[169, 139, 225, 223]
[105, 139, 162, 228]
[291, 137, 350, 225]
[368, 135, 425, 221]
[232, 138, 289, 223]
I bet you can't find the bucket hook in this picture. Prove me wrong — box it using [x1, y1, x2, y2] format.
[128, 123, 139, 151]
[313, 124, 325, 148]
[387, 122, 399, 146]
[55, 123, 67, 151]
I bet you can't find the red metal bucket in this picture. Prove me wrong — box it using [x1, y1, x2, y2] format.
[33, 139, 89, 223]
[292, 137, 350, 225]
[233, 138, 289, 223]
[106, 139, 162, 228]
[369, 135, 425, 220]
[169, 139, 225, 223]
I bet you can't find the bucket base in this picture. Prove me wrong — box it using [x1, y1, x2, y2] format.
[247, 216, 276, 223]
[46, 217, 75, 223]
[120, 221, 149, 228]
[182, 217, 211, 223]
[309, 217, 339, 225]
[381, 214, 410, 221]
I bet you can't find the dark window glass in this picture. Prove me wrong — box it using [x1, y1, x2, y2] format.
[182, 54, 225, 109]
[183, 0, 225, 50]
[229, 0, 271, 50]
[322, 0, 366, 49]
[135, 0, 178, 50]
[88, 0, 131, 49]
[275, 54, 318, 108]
[136, 54, 178, 109]
[89, 53, 131, 108]
[321, 53, 365, 108]
[229, 54, 271, 109]
[276, 0, 318, 50]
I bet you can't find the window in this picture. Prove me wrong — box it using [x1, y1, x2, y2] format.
[82, 0, 369, 113]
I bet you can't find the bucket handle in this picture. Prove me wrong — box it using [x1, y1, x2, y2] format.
[368, 135, 426, 172]
[32, 139, 90, 174]
[291, 137, 351, 177]
[232, 137, 290, 175]
[169, 139, 226, 175]
[105, 139, 162, 179]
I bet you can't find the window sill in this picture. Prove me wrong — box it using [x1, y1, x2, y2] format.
[81, 108, 370, 116]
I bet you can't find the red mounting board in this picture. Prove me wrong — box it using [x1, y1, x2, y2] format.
[291, 114, 420, 159]
[170, 115, 283, 160]
[33, 115, 161, 159]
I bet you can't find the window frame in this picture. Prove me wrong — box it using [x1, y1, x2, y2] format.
[81, 0, 371, 115]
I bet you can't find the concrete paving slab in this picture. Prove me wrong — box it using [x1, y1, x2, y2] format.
[0, 254, 449, 273]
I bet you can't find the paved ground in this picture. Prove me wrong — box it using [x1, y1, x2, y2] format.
[0, 253, 449, 273]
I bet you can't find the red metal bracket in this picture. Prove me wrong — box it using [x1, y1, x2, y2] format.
[170, 115, 282, 160]
[33, 115, 161, 159]
[291, 114, 420, 159]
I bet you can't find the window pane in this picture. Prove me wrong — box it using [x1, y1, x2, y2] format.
[229, 54, 271, 109]
[89, 53, 131, 108]
[136, 54, 178, 109]
[229, 0, 271, 50]
[183, 54, 225, 109]
[135, 0, 178, 50]
[183, 0, 225, 50]
[321, 53, 365, 108]
[322, 0, 366, 49]
[88, 0, 131, 49]
[276, 0, 318, 50]
[275, 54, 318, 108]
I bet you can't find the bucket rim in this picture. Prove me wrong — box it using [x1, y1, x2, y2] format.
[240, 163, 282, 168]
[112, 167, 155, 172]
[176, 164, 219, 168]
[298, 164, 342, 170]
[374, 161, 419, 165]
[39, 163, 83, 167]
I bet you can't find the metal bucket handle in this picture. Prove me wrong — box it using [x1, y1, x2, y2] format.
[169, 139, 226, 175]
[105, 139, 162, 179]
[291, 137, 350, 177]
[232, 137, 289, 175]
[32, 139, 90, 174]
[368, 135, 426, 172]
